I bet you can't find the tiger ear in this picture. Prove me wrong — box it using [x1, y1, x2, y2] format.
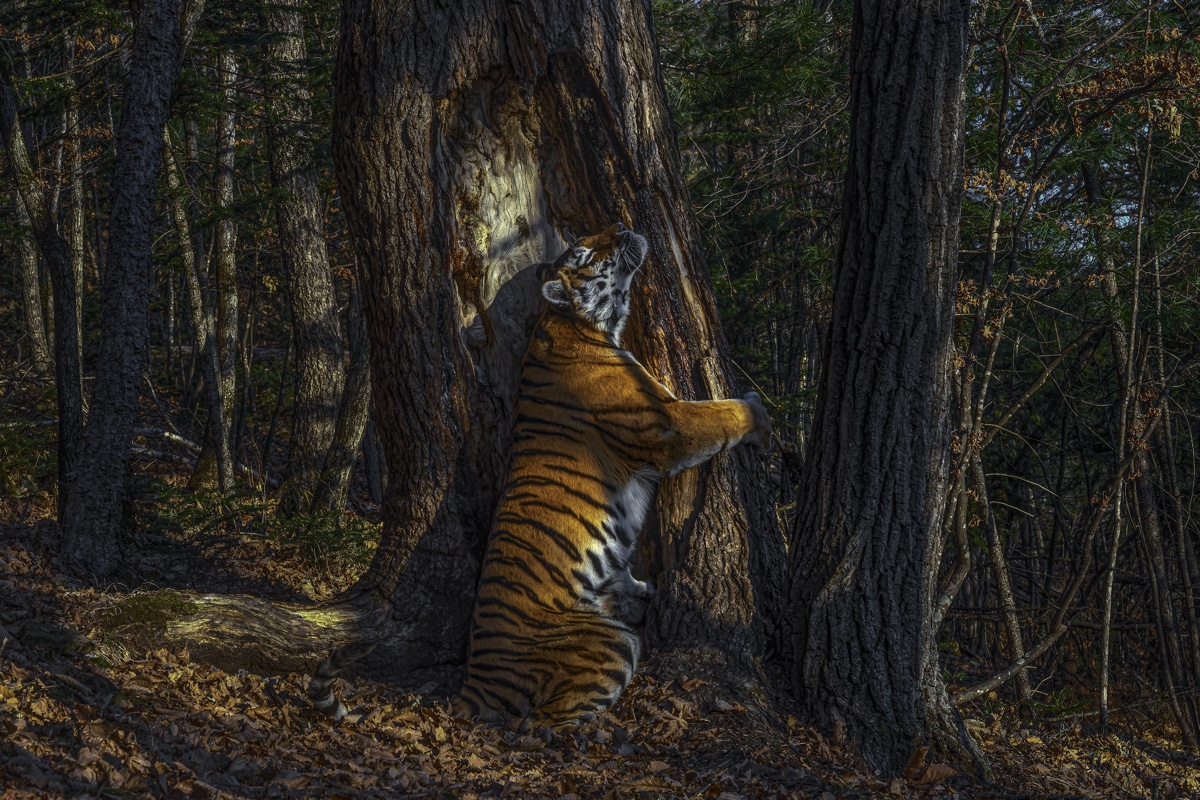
[542, 279, 572, 309]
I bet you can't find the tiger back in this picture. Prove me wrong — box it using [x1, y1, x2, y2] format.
[455, 222, 772, 728]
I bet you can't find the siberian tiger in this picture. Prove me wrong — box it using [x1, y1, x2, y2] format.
[454, 222, 772, 728]
[308, 222, 772, 728]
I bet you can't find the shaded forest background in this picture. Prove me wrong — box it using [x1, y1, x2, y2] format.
[1, 0, 1199, 770]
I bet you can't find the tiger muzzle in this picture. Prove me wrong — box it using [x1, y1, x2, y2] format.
[617, 229, 649, 275]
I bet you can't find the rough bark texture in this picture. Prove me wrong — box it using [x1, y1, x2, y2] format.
[331, 0, 778, 692]
[12, 196, 52, 374]
[59, 0, 189, 578]
[1, 75, 85, 519]
[189, 53, 240, 489]
[64, 44, 86, 371]
[158, 595, 360, 678]
[164, 139, 234, 491]
[311, 284, 371, 514]
[214, 51, 239, 449]
[363, 411, 384, 504]
[263, 0, 346, 515]
[784, 0, 975, 776]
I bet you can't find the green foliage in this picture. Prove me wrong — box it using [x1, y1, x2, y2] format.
[655, 0, 850, 445]
[658, 0, 1200, 731]
[0, 370, 58, 513]
[0, 419, 55, 504]
[0, 0, 1195, 743]
[958, 0, 1200, 486]
[1029, 686, 1091, 720]
[269, 509, 378, 568]
[99, 591, 199, 631]
[136, 478, 377, 571]
[947, 1, 1200, 725]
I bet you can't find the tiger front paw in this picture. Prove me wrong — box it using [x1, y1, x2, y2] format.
[742, 392, 774, 452]
[605, 574, 654, 626]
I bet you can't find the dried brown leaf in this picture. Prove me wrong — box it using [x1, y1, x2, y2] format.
[515, 734, 543, 751]
[914, 763, 960, 786]
[901, 746, 928, 780]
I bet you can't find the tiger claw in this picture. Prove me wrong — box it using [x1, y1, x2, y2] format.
[742, 392, 774, 452]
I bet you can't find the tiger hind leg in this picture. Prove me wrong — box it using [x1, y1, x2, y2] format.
[527, 627, 640, 727]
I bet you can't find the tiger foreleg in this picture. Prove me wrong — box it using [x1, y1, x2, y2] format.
[659, 392, 773, 475]
[600, 568, 654, 625]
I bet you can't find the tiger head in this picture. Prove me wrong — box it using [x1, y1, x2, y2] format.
[541, 222, 649, 345]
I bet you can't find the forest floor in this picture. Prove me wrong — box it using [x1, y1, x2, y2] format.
[1, 453, 1198, 798]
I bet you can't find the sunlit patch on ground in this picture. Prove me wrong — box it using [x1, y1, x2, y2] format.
[2, 524, 1197, 799]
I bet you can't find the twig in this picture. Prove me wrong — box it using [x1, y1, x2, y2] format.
[954, 347, 1197, 707]
[133, 428, 201, 453]
[132, 429, 276, 487]
[130, 444, 193, 466]
[954, 624, 1067, 706]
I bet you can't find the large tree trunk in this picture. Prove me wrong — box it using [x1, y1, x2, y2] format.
[263, 0, 346, 515]
[149, 0, 777, 695]
[328, 0, 779, 692]
[59, 0, 191, 578]
[784, 0, 978, 776]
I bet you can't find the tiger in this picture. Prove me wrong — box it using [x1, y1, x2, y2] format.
[452, 221, 772, 728]
[308, 222, 772, 728]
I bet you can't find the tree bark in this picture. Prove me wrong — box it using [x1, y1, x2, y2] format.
[310, 280, 371, 514]
[164, 137, 234, 492]
[59, 0, 192, 578]
[12, 194, 52, 374]
[0, 73, 85, 519]
[64, 34, 86, 370]
[138, 0, 776, 696]
[784, 0, 978, 776]
[190, 52, 240, 488]
[214, 51, 240, 457]
[363, 409, 384, 505]
[971, 453, 1031, 704]
[263, 0, 346, 515]
[326, 0, 779, 690]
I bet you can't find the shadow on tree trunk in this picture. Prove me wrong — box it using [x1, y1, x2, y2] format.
[138, 0, 781, 729]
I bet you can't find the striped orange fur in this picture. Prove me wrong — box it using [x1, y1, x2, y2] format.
[454, 223, 772, 728]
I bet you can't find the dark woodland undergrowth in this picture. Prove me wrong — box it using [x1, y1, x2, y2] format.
[1, 372, 1197, 799]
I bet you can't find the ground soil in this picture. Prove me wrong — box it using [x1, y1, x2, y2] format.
[1, 470, 1197, 799]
